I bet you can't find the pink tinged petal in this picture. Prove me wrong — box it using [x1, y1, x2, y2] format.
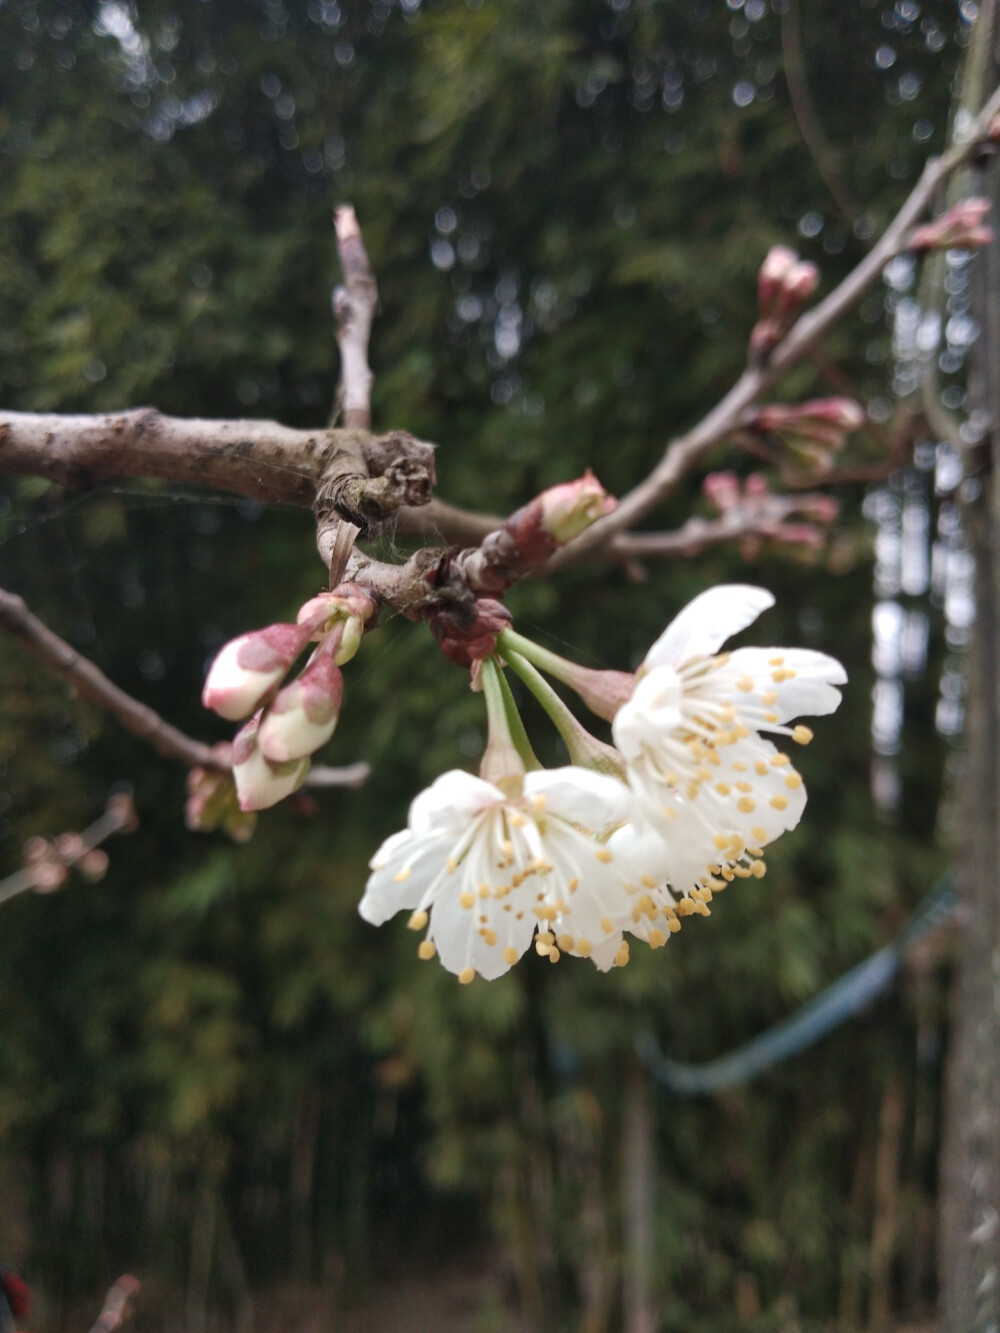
[257, 656, 344, 762]
[525, 767, 633, 832]
[644, 585, 775, 670]
[232, 715, 311, 811]
[613, 666, 685, 760]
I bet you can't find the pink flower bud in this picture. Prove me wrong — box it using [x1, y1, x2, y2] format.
[757, 245, 798, 314]
[504, 471, 617, 562]
[910, 198, 993, 253]
[702, 471, 742, 513]
[751, 248, 819, 362]
[774, 522, 825, 548]
[202, 623, 311, 721]
[744, 472, 771, 500]
[296, 583, 378, 662]
[232, 714, 311, 812]
[258, 653, 344, 763]
[78, 849, 110, 882]
[795, 494, 840, 523]
[538, 470, 617, 541]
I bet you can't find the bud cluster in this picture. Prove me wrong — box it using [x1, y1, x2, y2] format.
[201, 583, 377, 814]
[749, 246, 820, 362]
[908, 198, 993, 254]
[703, 471, 840, 557]
[743, 397, 864, 473]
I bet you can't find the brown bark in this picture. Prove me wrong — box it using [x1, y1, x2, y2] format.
[939, 18, 1000, 1325]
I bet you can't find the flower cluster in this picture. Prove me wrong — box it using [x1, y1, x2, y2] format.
[360, 585, 846, 981]
[908, 198, 993, 254]
[743, 397, 864, 474]
[201, 582, 377, 812]
[702, 471, 840, 556]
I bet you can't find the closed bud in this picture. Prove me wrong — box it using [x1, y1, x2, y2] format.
[185, 765, 257, 842]
[757, 245, 798, 314]
[78, 849, 110, 882]
[232, 714, 311, 812]
[751, 248, 819, 362]
[703, 471, 742, 513]
[504, 471, 617, 562]
[202, 623, 312, 721]
[296, 583, 378, 664]
[258, 653, 344, 762]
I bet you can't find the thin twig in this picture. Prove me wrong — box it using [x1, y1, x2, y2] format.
[0, 795, 137, 908]
[0, 587, 369, 790]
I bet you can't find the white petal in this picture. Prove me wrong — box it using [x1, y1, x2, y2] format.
[587, 934, 625, 972]
[408, 770, 502, 835]
[360, 830, 448, 924]
[644, 585, 774, 669]
[613, 666, 685, 761]
[720, 647, 846, 722]
[525, 766, 633, 832]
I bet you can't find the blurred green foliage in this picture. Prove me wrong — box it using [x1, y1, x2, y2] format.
[0, 0, 964, 1327]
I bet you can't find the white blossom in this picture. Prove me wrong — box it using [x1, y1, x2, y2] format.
[359, 767, 639, 980]
[613, 584, 845, 877]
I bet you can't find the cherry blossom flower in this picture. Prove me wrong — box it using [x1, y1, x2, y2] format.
[613, 585, 845, 862]
[359, 767, 639, 981]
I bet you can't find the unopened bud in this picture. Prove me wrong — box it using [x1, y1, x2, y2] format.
[202, 623, 312, 721]
[258, 652, 344, 762]
[232, 715, 311, 812]
[751, 247, 819, 362]
[504, 471, 617, 562]
[78, 849, 110, 882]
[296, 582, 378, 664]
[702, 471, 742, 513]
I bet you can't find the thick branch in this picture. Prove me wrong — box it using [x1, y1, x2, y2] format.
[0, 587, 368, 789]
[553, 83, 1000, 566]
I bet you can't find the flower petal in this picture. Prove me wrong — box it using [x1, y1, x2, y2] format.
[525, 766, 633, 832]
[644, 585, 775, 669]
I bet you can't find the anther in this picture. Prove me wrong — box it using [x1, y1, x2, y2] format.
[792, 725, 813, 745]
[458, 966, 475, 984]
[408, 909, 429, 931]
[418, 940, 437, 960]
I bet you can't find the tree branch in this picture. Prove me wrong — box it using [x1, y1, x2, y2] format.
[0, 587, 369, 790]
[87, 1275, 141, 1333]
[551, 83, 1000, 567]
[0, 793, 137, 908]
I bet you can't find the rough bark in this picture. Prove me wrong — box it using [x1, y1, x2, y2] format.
[939, 20, 1000, 1325]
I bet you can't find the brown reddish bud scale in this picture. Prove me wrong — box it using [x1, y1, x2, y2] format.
[429, 598, 513, 667]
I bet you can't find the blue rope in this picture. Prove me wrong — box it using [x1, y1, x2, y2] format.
[635, 876, 956, 1097]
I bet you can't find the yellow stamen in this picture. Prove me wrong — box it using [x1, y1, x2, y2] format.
[480, 928, 498, 947]
[548, 947, 561, 964]
[738, 796, 756, 813]
[614, 941, 630, 967]
[648, 929, 667, 949]
[770, 753, 790, 767]
[418, 940, 437, 960]
[752, 825, 769, 843]
[676, 898, 695, 916]
[407, 909, 428, 931]
[503, 946, 518, 965]
[595, 848, 613, 864]
[458, 966, 475, 985]
[785, 772, 804, 789]
[393, 867, 412, 883]
[735, 780, 753, 793]
[601, 916, 614, 934]
[577, 938, 593, 958]
[751, 860, 767, 878]
[667, 918, 682, 933]
[715, 782, 732, 796]
[459, 891, 476, 910]
[792, 725, 813, 745]
[737, 676, 754, 692]
[770, 794, 789, 811]
[558, 934, 574, 952]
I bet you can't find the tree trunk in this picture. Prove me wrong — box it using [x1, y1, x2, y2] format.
[939, 14, 1000, 1324]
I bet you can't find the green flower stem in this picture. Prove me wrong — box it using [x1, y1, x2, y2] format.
[493, 658, 542, 772]
[498, 628, 580, 688]
[502, 647, 626, 779]
[479, 656, 535, 782]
